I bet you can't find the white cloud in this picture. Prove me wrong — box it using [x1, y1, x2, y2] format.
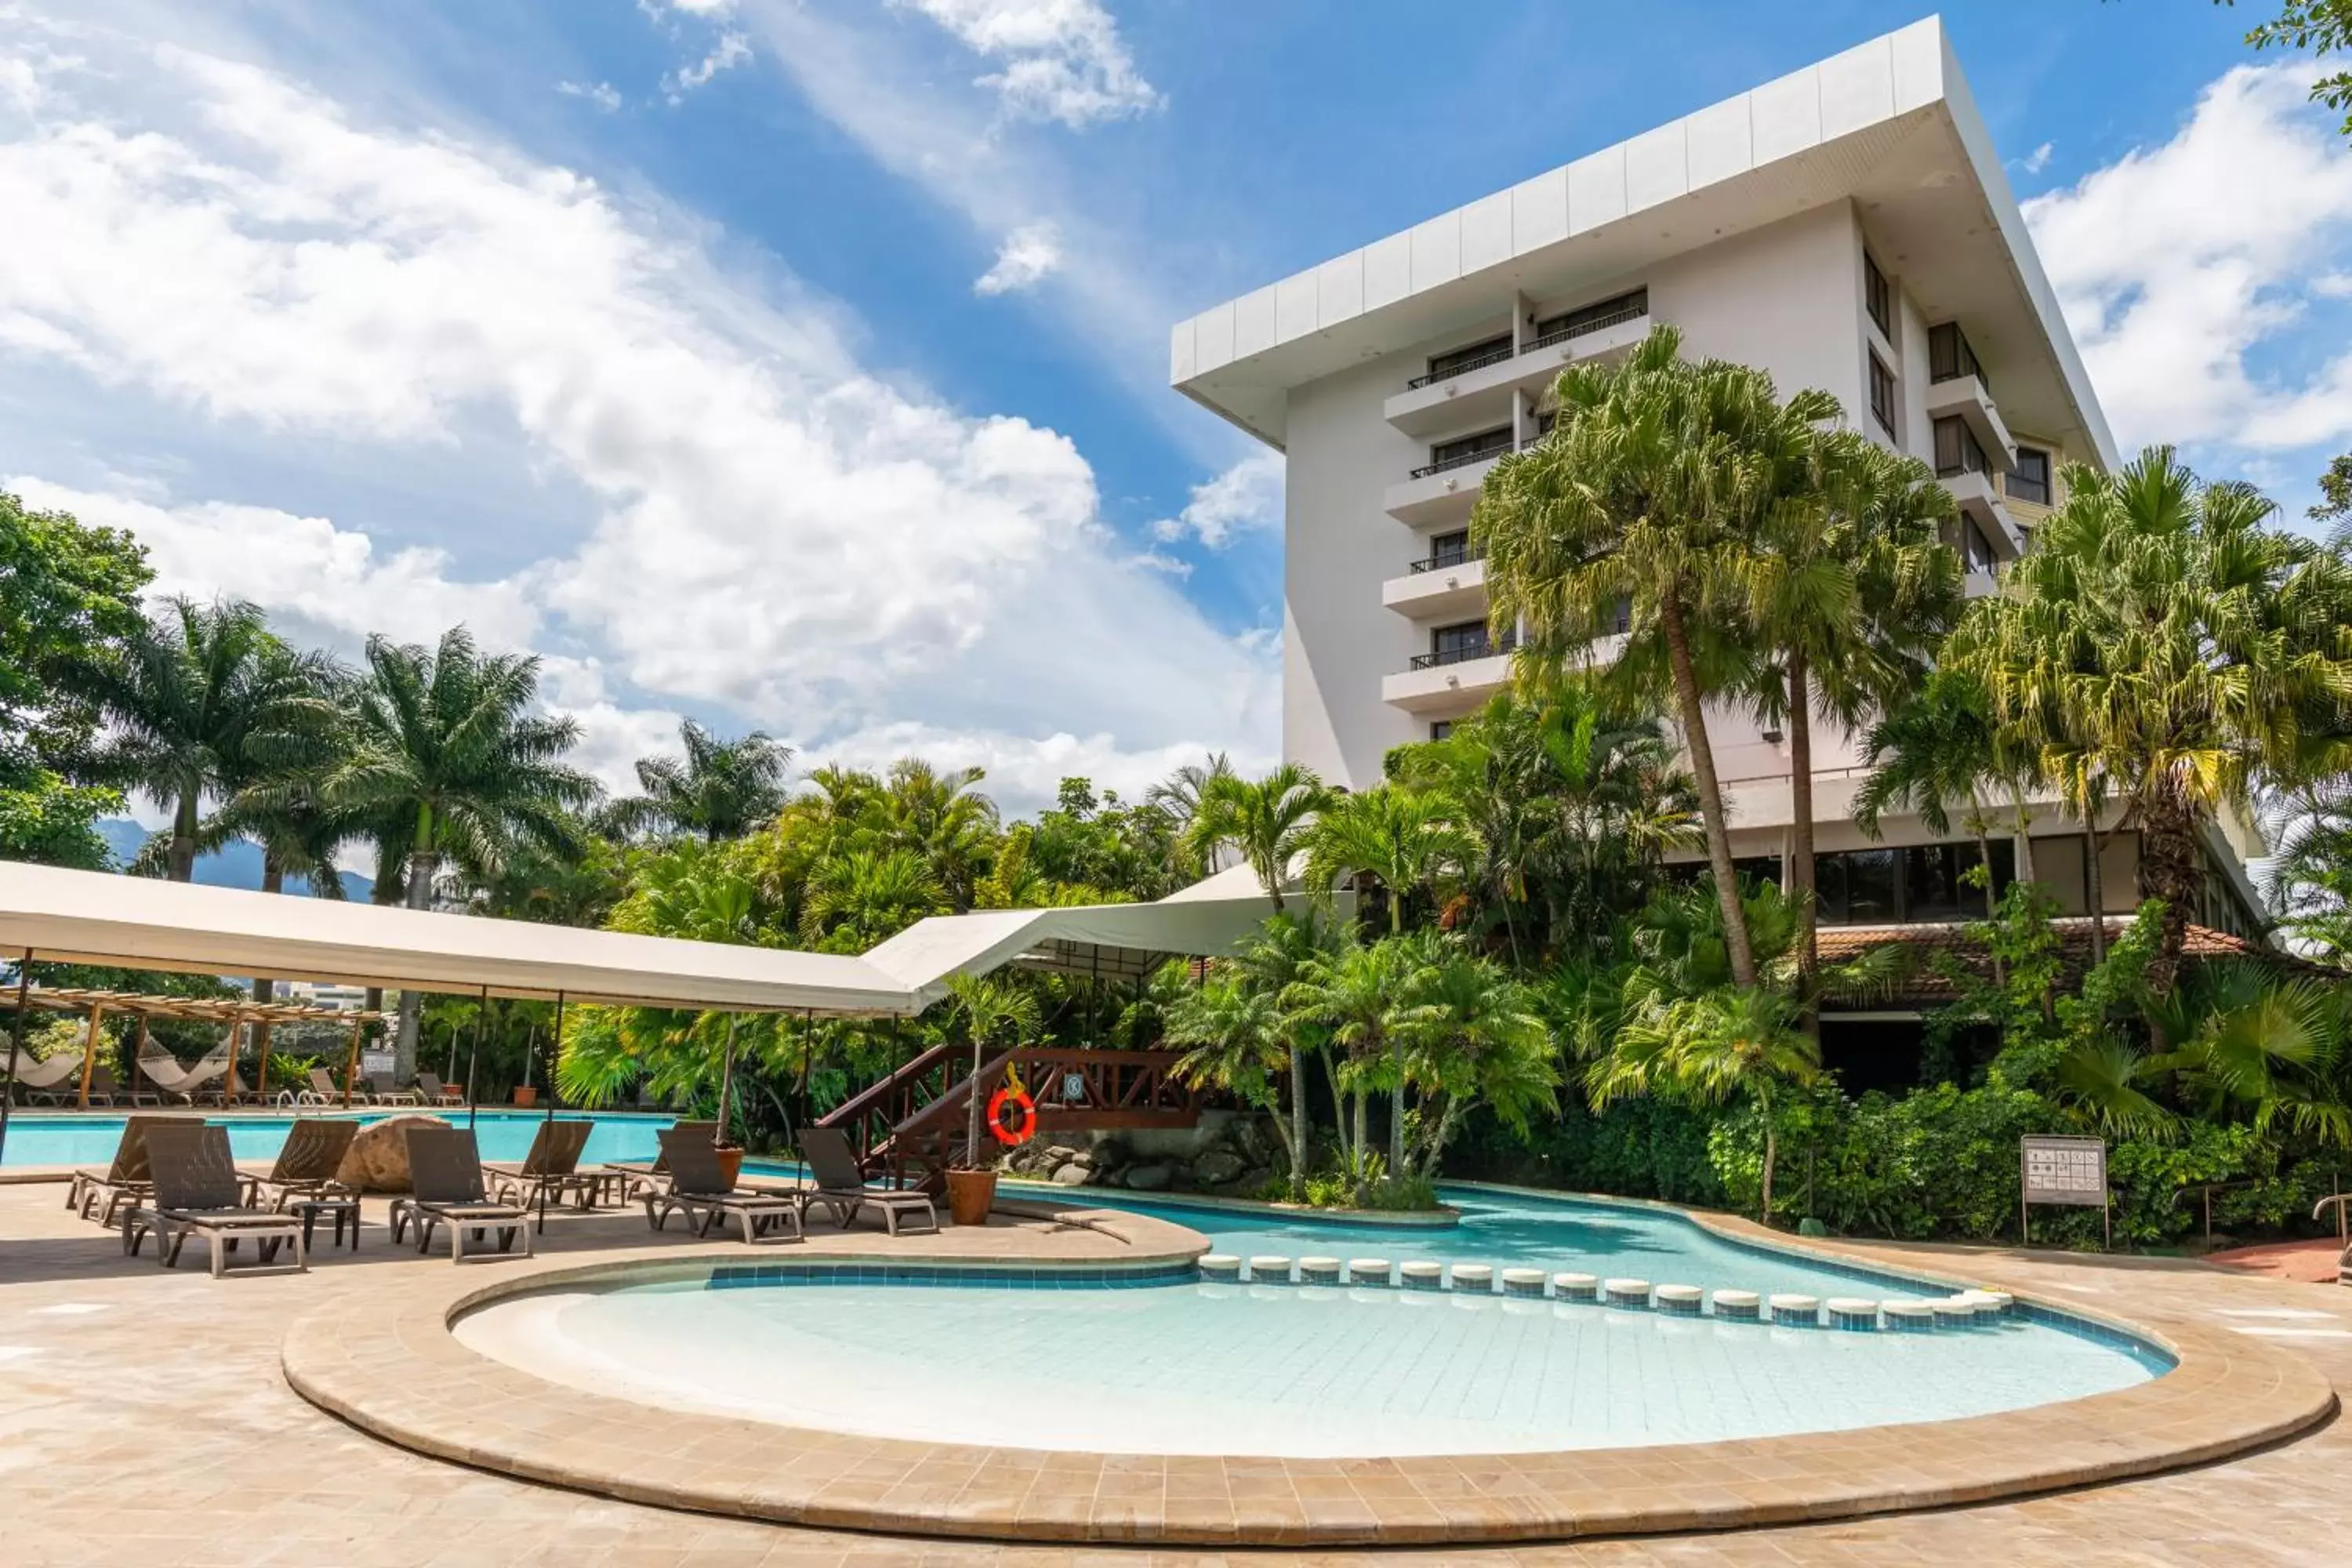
[557, 79, 622, 113]
[1150, 451, 1283, 549]
[2025, 64, 2352, 452]
[973, 221, 1062, 295]
[893, 0, 1158, 128]
[2017, 140, 2053, 176]
[661, 28, 750, 100]
[0, 13, 1275, 818]
[1123, 549, 1190, 578]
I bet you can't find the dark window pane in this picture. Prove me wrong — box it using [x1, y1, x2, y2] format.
[1423, 334, 1512, 383]
[1428, 426, 1513, 466]
[1864, 253, 1890, 336]
[1904, 844, 1965, 922]
[1846, 848, 1897, 924]
[1868, 355, 1896, 434]
[1813, 852, 1849, 924]
[2008, 447, 2052, 505]
[1530, 288, 1648, 348]
[1432, 620, 1489, 657]
[1428, 720, 1453, 742]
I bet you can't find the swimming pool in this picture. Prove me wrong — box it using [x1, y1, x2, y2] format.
[455, 1185, 2169, 1459]
[0, 1109, 670, 1168]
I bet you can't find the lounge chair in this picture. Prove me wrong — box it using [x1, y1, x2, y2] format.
[244, 1117, 360, 1210]
[643, 1128, 801, 1245]
[416, 1072, 465, 1107]
[296, 1067, 358, 1107]
[390, 1126, 532, 1262]
[10, 1051, 83, 1105]
[365, 1072, 420, 1106]
[484, 1119, 597, 1214]
[797, 1126, 939, 1236]
[123, 1123, 307, 1278]
[66, 1112, 184, 1226]
[601, 1118, 718, 1202]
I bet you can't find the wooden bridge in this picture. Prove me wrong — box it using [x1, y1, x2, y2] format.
[812, 1041, 1201, 1189]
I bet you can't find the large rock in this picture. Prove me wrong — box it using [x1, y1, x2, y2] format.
[1123, 1163, 1172, 1191]
[1050, 1162, 1093, 1186]
[335, 1113, 452, 1193]
[1194, 1149, 1245, 1187]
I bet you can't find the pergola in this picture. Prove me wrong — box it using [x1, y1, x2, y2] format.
[0, 858, 1282, 1161]
[5, 985, 390, 1111]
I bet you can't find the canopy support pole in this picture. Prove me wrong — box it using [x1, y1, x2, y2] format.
[465, 985, 487, 1131]
[254, 1018, 276, 1108]
[538, 992, 564, 1233]
[342, 1017, 362, 1109]
[715, 1013, 739, 1150]
[74, 1003, 103, 1109]
[0, 949, 32, 1166]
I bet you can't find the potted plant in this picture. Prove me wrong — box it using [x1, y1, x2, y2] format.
[711, 1014, 744, 1187]
[512, 1018, 538, 1106]
[942, 976, 1040, 1226]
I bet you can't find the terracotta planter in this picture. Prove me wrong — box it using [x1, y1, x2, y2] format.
[715, 1146, 745, 1189]
[945, 1168, 997, 1227]
[510, 1086, 539, 1109]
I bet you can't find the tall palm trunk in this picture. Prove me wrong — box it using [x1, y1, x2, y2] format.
[1968, 804, 2005, 985]
[252, 856, 282, 1097]
[1387, 896, 1408, 1177]
[1785, 656, 1818, 1028]
[394, 808, 437, 1082]
[168, 790, 200, 882]
[1756, 1081, 1777, 1225]
[1286, 1037, 1308, 1202]
[2137, 787, 2201, 1000]
[2082, 821, 2107, 967]
[1661, 596, 1757, 986]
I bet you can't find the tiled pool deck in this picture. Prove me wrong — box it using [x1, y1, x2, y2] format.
[2, 1177, 2348, 1565]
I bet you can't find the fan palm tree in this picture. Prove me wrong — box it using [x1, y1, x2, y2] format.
[1751, 438, 1962, 989]
[1947, 446, 2352, 996]
[605, 720, 793, 843]
[1279, 935, 1417, 1196]
[1185, 762, 1330, 912]
[1476, 324, 1835, 989]
[1392, 944, 1555, 1176]
[799, 847, 946, 952]
[329, 627, 600, 1074]
[83, 597, 328, 881]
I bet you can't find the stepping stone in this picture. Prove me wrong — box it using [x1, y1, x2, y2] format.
[1197, 1254, 1241, 1280]
[1346, 1257, 1392, 1287]
[1553, 1272, 1599, 1302]
[1933, 1298, 1984, 1329]
[1883, 1300, 1936, 1332]
[1297, 1256, 1342, 1285]
[1501, 1268, 1548, 1298]
[1653, 1283, 1703, 1316]
[1399, 1260, 1443, 1291]
[1246, 1255, 1292, 1283]
[1769, 1293, 1820, 1327]
[1449, 1263, 1494, 1293]
[1711, 1288, 1761, 1321]
[1602, 1277, 1651, 1308]
[1825, 1297, 1881, 1330]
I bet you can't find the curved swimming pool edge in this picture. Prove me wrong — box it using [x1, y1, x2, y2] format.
[280, 1190, 2338, 1548]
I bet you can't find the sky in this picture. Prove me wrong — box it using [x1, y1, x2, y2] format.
[3, 0, 2350, 832]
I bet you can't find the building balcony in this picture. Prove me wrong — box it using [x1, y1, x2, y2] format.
[1382, 644, 1515, 715]
[1940, 470, 2027, 558]
[1385, 451, 1504, 525]
[1924, 374, 2016, 472]
[1384, 554, 1488, 620]
[1963, 566, 2001, 599]
[1383, 299, 1650, 438]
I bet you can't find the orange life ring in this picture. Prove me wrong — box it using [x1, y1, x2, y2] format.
[987, 1085, 1037, 1145]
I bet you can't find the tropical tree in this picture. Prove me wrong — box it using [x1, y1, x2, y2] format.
[1392, 942, 1555, 1175]
[942, 973, 1041, 1165]
[1477, 324, 1838, 989]
[1146, 752, 1236, 876]
[1946, 447, 2352, 997]
[605, 720, 792, 843]
[82, 597, 326, 880]
[1228, 912, 1339, 1200]
[1279, 934, 1417, 1196]
[879, 760, 999, 912]
[1752, 437, 1962, 988]
[330, 627, 600, 1074]
[800, 847, 946, 951]
[1164, 971, 1290, 1167]
[1185, 761, 1330, 912]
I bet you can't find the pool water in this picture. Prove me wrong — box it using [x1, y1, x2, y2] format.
[455, 1186, 2168, 1459]
[0, 1110, 670, 1168]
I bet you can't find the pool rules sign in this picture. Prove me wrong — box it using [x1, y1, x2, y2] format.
[2021, 1134, 2110, 1249]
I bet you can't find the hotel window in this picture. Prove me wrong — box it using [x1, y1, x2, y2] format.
[1960, 517, 1998, 573]
[1429, 720, 1454, 742]
[1864, 252, 1891, 337]
[1867, 352, 1896, 437]
[2009, 445, 2053, 506]
[1432, 620, 1490, 662]
[1427, 529, 1472, 568]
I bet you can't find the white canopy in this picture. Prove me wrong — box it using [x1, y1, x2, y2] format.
[0, 859, 1279, 1016]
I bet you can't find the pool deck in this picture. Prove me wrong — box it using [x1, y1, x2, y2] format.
[2, 1179, 2349, 1565]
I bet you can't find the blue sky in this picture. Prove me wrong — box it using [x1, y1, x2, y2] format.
[3, 1, 2347, 826]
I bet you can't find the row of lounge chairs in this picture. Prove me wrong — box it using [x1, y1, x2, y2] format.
[10, 1050, 473, 1109]
[67, 1115, 942, 1277]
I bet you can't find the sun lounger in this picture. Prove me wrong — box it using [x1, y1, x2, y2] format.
[123, 1123, 307, 1278]
[365, 1072, 420, 1106]
[484, 1119, 598, 1214]
[601, 1118, 718, 1201]
[642, 1128, 802, 1245]
[390, 1126, 532, 1262]
[244, 1117, 360, 1210]
[296, 1067, 358, 1107]
[415, 1072, 464, 1107]
[797, 1126, 939, 1236]
[9, 1051, 84, 1105]
[67, 1113, 180, 1226]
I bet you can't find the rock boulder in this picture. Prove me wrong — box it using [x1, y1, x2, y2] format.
[1123, 1163, 1172, 1191]
[335, 1113, 452, 1193]
[1194, 1149, 1245, 1187]
[1050, 1162, 1092, 1186]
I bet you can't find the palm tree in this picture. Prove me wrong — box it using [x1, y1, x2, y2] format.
[800, 847, 946, 951]
[1279, 935, 1417, 1196]
[1185, 762, 1330, 912]
[84, 597, 325, 880]
[880, 760, 999, 912]
[1227, 912, 1339, 1200]
[1303, 786, 1475, 1173]
[942, 973, 1040, 1167]
[1477, 324, 1835, 989]
[330, 627, 600, 1075]
[1164, 972, 1288, 1163]
[1946, 447, 2352, 996]
[606, 720, 793, 843]
[1752, 438, 1962, 989]
[1392, 944, 1555, 1177]
[1147, 752, 1236, 876]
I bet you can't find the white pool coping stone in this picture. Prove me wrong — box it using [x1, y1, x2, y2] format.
[1449, 1263, 1494, 1293]
[1553, 1272, 1599, 1301]
[1501, 1267, 1547, 1298]
[1399, 1260, 1444, 1291]
[1653, 1283, 1703, 1316]
[1246, 1255, 1292, 1283]
[1769, 1293, 1821, 1327]
[1345, 1257, 1392, 1287]
[1602, 1277, 1651, 1308]
[1711, 1288, 1761, 1320]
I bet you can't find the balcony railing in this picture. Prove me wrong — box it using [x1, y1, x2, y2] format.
[1409, 441, 1513, 480]
[1408, 547, 1484, 574]
[1933, 414, 1991, 479]
[1526, 290, 1649, 353]
[1928, 321, 1989, 393]
[1409, 631, 1518, 670]
[1406, 341, 1513, 390]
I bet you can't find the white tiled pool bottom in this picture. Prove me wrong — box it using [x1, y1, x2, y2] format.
[457, 1276, 2157, 1458]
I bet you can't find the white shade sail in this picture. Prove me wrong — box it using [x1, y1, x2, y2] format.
[0, 859, 1279, 1016]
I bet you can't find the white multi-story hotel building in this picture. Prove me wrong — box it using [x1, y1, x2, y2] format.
[1169, 16, 2267, 953]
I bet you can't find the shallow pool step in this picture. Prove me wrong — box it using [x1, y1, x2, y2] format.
[1449, 1263, 1493, 1294]
[1298, 1255, 1341, 1286]
[1603, 1277, 1651, 1309]
[1197, 1254, 1240, 1282]
[1346, 1257, 1392, 1287]
[1246, 1255, 1291, 1284]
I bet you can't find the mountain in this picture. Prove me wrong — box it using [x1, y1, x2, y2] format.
[93, 819, 376, 902]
